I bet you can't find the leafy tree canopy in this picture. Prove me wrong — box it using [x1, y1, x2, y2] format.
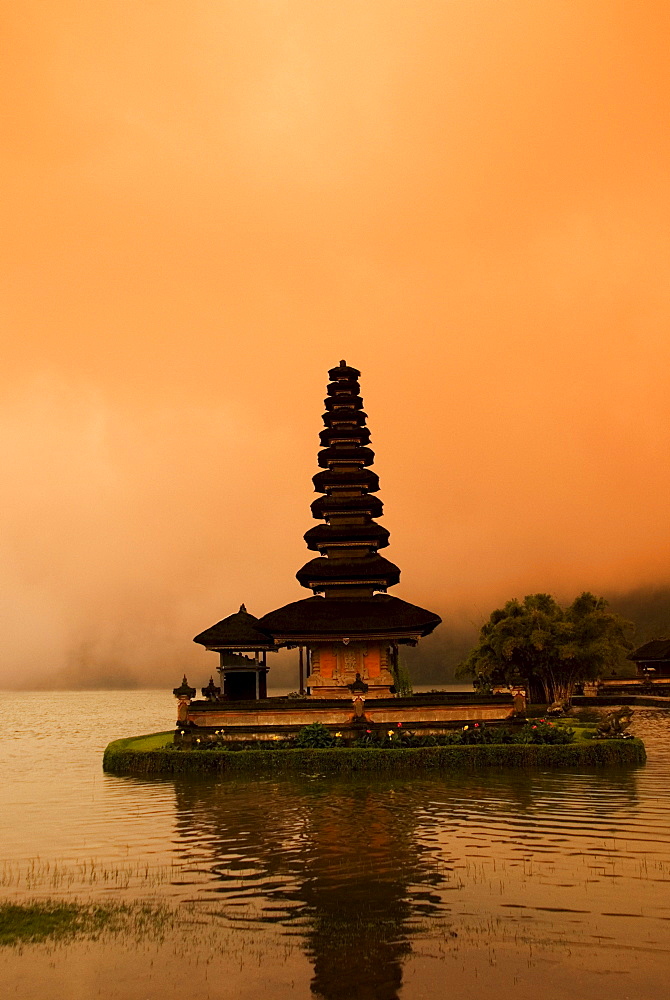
[462, 592, 633, 704]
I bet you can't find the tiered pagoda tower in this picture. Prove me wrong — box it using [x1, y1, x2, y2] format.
[259, 361, 441, 698]
[299, 361, 398, 597]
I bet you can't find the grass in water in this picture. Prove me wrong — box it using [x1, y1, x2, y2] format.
[0, 857, 190, 892]
[0, 900, 175, 947]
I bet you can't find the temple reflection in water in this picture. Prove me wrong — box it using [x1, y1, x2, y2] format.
[171, 775, 450, 1000]
[167, 759, 640, 1000]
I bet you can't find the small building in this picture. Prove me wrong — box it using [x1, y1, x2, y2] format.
[193, 604, 274, 699]
[628, 639, 670, 679]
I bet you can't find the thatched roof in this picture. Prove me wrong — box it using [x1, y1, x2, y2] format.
[317, 445, 375, 468]
[303, 522, 390, 551]
[321, 407, 367, 427]
[310, 494, 384, 520]
[258, 595, 441, 639]
[193, 604, 275, 649]
[628, 639, 670, 661]
[312, 468, 380, 493]
[296, 554, 400, 589]
[319, 426, 371, 447]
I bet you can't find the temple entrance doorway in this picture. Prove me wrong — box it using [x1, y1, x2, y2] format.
[224, 672, 257, 700]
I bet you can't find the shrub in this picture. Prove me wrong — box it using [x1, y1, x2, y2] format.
[103, 738, 647, 776]
[461, 724, 506, 745]
[294, 723, 335, 748]
[512, 720, 575, 744]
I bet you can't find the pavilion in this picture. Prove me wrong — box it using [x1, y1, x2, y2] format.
[193, 604, 275, 699]
[628, 639, 670, 680]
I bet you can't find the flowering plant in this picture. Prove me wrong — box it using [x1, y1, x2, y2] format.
[512, 721, 575, 745]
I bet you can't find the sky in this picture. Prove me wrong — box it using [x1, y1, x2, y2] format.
[2, 0, 670, 689]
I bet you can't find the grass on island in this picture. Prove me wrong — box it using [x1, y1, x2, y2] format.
[122, 731, 175, 751]
[103, 724, 646, 775]
[0, 900, 175, 948]
[119, 721, 588, 752]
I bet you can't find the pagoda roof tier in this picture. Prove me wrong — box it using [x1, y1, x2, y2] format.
[326, 378, 360, 397]
[321, 408, 368, 427]
[319, 426, 371, 447]
[328, 361, 361, 380]
[311, 494, 384, 519]
[296, 553, 400, 590]
[193, 604, 275, 650]
[304, 522, 390, 551]
[324, 396, 364, 412]
[312, 468, 380, 493]
[258, 595, 441, 641]
[317, 445, 375, 468]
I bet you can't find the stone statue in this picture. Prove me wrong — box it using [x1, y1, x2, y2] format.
[597, 706, 634, 738]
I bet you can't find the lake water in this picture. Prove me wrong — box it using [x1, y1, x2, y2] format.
[2, 690, 670, 1000]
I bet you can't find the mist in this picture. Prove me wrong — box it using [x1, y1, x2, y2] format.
[1, 2, 669, 690]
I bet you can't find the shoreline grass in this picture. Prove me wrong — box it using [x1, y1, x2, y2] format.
[0, 899, 176, 947]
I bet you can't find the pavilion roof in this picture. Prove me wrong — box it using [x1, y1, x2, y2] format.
[193, 604, 275, 649]
[628, 638, 670, 661]
[258, 595, 441, 640]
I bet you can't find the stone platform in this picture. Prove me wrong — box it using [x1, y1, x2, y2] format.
[183, 692, 516, 741]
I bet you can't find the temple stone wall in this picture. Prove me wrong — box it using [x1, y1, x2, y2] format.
[186, 697, 514, 734]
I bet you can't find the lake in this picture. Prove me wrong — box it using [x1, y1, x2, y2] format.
[1, 690, 669, 999]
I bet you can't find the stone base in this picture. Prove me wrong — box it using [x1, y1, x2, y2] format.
[306, 684, 393, 699]
[184, 692, 516, 739]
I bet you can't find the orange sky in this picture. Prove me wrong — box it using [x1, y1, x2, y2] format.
[2, 1, 670, 688]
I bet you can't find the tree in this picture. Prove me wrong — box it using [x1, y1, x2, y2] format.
[391, 652, 413, 697]
[461, 592, 633, 705]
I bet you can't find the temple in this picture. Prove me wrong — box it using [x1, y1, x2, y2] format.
[180, 362, 517, 735]
[258, 361, 441, 698]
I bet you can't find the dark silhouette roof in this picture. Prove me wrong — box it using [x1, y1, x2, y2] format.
[312, 468, 380, 493]
[317, 445, 375, 468]
[258, 595, 441, 638]
[311, 494, 384, 520]
[193, 604, 275, 649]
[324, 395, 364, 411]
[296, 554, 400, 589]
[319, 426, 371, 447]
[326, 379, 360, 397]
[321, 407, 368, 427]
[173, 675, 196, 697]
[628, 639, 670, 661]
[304, 521, 390, 550]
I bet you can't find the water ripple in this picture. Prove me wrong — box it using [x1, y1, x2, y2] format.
[2, 694, 670, 962]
